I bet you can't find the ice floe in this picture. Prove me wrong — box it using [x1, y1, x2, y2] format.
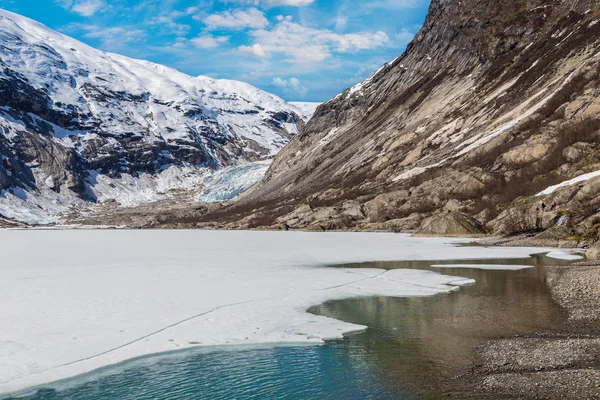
[545, 250, 585, 261]
[431, 264, 534, 270]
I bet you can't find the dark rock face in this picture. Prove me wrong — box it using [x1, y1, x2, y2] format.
[11, 130, 84, 193]
[204, 0, 600, 238]
[0, 67, 78, 128]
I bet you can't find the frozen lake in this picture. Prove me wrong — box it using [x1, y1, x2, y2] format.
[0, 230, 560, 396]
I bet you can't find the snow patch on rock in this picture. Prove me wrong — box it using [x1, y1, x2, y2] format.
[537, 170, 600, 196]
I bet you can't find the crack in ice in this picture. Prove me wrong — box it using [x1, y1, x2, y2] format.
[1, 269, 393, 385]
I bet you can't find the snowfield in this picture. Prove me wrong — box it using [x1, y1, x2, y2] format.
[0, 230, 554, 395]
[536, 170, 600, 196]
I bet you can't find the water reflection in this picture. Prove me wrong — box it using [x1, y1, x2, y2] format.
[311, 256, 569, 398]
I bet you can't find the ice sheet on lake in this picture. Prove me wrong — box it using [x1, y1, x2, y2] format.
[545, 250, 584, 261]
[431, 264, 534, 270]
[0, 231, 555, 395]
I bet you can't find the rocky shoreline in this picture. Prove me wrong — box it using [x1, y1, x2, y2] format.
[461, 261, 600, 399]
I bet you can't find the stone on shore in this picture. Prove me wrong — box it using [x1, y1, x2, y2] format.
[586, 242, 600, 260]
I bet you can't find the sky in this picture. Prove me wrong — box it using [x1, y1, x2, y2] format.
[0, 0, 431, 102]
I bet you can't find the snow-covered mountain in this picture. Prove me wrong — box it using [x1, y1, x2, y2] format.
[0, 9, 310, 224]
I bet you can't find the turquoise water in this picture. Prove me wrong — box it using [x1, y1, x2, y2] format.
[4, 254, 571, 400]
[6, 344, 413, 400]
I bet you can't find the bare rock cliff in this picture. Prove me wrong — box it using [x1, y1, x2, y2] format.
[193, 0, 600, 241]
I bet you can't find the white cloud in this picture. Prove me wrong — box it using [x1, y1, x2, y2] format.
[336, 31, 390, 52]
[363, 0, 423, 9]
[202, 8, 269, 30]
[68, 24, 145, 50]
[55, 0, 73, 9]
[238, 18, 390, 63]
[393, 29, 416, 48]
[151, 14, 191, 36]
[171, 37, 189, 49]
[71, 0, 105, 16]
[192, 35, 230, 49]
[334, 15, 347, 31]
[271, 76, 308, 97]
[222, 0, 315, 7]
[264, 0, 315, 5]
[145, 5, 203, 36]
[238, 43, 267, 57]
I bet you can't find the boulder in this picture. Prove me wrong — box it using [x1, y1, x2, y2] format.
[416, 211, 487, 236]
[586, 242, 600, 260]
[562, 143, 592, 163]
[575, 176, 600, 202]
[502, 138, 553, 167]
[364, 191, 409, 222]
[451, 174, 486, 198]
[364, 213, 425, 232]
[340, 200, 365, 220]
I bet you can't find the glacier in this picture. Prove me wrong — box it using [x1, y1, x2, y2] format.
[197, 160, 271, 203]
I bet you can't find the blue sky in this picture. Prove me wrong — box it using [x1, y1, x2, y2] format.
[0, 0, 430, 102]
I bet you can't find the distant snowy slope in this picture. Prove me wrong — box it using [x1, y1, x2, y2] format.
[290, 102, 322, 120]
[0, 8, 310, 224]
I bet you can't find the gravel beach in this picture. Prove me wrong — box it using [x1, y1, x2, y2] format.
[467, 262, 600, 399]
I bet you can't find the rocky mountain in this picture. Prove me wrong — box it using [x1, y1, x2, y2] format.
[165, 0, 600, 243]
[0, 9, 310, 224]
